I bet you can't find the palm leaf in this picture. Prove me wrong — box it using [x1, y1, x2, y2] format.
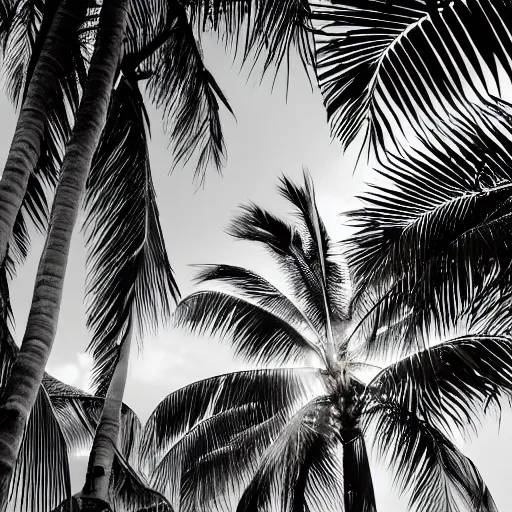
[312, 0, 512, 151]
[346, 103, 512, 340]
[150, 404, 279, 508]
[174, 290, 318, 365]
[194, 263, 324, 349]
[187, 0, 314, 80]
[179, 411, 292, 512]
[367, 335, 512, 435]
[143, 1, 233, 181]
[236, 396, 342, 512]
[228, 202, 328, 335]
[84, 74, 179, 394]
[140, 367, 321, 470]
[279, 171, 352, 322]
[8, 385, 72, 512]
[364, 401, 497, 512]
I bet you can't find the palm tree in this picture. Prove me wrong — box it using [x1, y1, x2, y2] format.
[0, 0, 315, 506]
[311, 0, 512, 156]
[0, 0, 131, 506]
[140, 174, 509, 511]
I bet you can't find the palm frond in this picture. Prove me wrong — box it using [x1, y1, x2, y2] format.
[367, 336, 512, 436]
[150, 403, 280, 508]
[8, 386, 71, 512]
[279, 171, 352, 321]
[179, 411, 292, 512]
[194, 263, 323, 346]
[111, 447, 173, 512]
[173, 290, 318, 365]
[188, 0, 314, 81]
[143, 2, 233, 182]
[347, 103, 512, 339]
[312, 0, 512, 151]
[140, 367, 321, 470]
[228, 203, 328, 334]
[84, 75, 179, 394]
[364, 401, 497, 512]
[236, 396, 341, 512]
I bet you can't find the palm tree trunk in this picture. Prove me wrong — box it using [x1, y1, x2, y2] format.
[0, 0, 130, 507]
[82, 327, 133, 503]
[0, 0, 87, 266]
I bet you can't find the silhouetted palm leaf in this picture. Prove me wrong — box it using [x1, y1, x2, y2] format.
[312, 0, 512, 152]
[236, 397, 342, 512]
[367, 335, 512, 434]
[347, 101, 512, 349]
[174, 290, 318, 365]
[84, 75, 179, 394]
[141, 368, 321, 470]
[364, 401, 497, 512]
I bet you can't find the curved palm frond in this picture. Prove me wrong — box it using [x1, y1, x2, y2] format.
[367, 336, 512, 435]
[194, 263, 324, 350]
[279, 171, 352, 321]
[140, 367, 321, 469]
[173, 290, 318, 365]
[84, 74, 179, 395]
[178, 412, 291, 512]
[312, 0, 512, 152]
[236, 396, 342, 512]
[150, 404, 282, 508]
[347, 103, 512, 343]
[228, 202, 329, 335]
[140, 1, 233, 182]
[8, 385, 71, 512]
[364, 401, 497, 512]
[187, 0, 314, 80]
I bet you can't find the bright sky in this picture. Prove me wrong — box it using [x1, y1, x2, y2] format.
[4, 31, 512, 511]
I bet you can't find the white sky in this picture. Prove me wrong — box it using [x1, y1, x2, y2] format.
[3, 32, 512, 510]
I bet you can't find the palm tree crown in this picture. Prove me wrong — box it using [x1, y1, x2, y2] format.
[140, 173, 511, 512]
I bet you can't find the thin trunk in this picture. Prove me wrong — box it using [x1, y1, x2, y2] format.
[0, 0, 130, 507]
[82, 327, 133, 503]
[0, 0, 87, 266]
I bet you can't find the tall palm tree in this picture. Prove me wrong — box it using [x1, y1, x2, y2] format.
[311, 0, 512, 156]
[0, 0, 131, 506]
[141, 174, 509, 512]
[0, 0, 316, 507]
[0, 0, 316, 504]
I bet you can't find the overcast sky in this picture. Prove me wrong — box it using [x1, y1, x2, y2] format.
[3, 31, 512, 510]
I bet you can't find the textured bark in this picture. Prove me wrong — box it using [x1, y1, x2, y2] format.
[0, 0, 87, 266]
[0, 0, 131, 507]
[82, 329, 133, 502]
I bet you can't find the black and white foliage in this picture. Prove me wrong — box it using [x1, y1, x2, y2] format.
[141, 174, 509, 512]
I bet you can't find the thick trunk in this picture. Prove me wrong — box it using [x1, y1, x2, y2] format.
[341, 430, 376, 512]
[0, 0, 130, 507]
[0, 0, 87, 266]
[82, 329, 133, 503]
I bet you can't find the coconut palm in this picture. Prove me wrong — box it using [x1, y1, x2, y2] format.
[0, 0, 315, 506]
[140, 174, 509, 512]
[0, 0, 131, 506]
[311, 0, 512, 155]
